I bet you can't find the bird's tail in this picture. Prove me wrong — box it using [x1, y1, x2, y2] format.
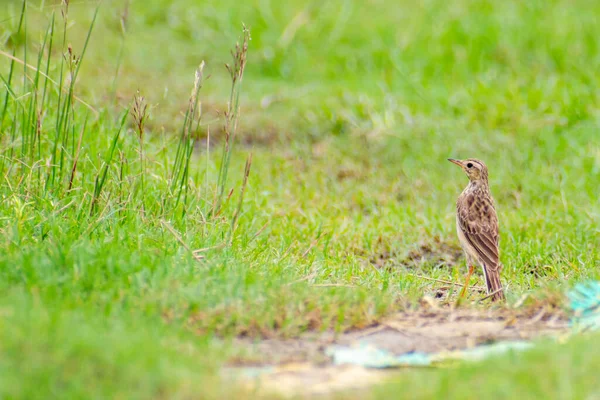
[484, 264, 505, 301]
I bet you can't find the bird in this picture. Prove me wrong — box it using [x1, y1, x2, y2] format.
[448, 158, 505, 301]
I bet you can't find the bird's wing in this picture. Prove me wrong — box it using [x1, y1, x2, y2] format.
[458, 192, 500, 271]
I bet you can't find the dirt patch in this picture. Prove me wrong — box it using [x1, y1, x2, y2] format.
[401, 240, 463, 269]
[234, 306, 566, 365]
[228, 305, 568, 397]
[364, 236, 463, 270]
[336, 307, 565, 355]
[230, 334, 334, 366]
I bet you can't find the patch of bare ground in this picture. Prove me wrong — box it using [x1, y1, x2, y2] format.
[233, 303, 566, 366]
[362, 236, 463, 270]
[401, 239, 463, 269]
[227, 303, 568, 397]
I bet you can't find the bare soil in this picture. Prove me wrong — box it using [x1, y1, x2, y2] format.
[227, 304, 568, 397]
[364, 236, 463, 271]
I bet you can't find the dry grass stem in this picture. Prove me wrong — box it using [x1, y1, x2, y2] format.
[160, 220, 204, 263]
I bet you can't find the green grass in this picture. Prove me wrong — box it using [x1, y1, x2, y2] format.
[0, 0, 599, 398]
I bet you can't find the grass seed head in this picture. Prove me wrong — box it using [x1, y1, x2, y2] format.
[131, 90, 148, 139]
[225, 24, 250, 84]
[61, 0, 70, 19]
[190, 61, 205, 109]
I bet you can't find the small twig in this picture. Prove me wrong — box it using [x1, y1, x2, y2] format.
[353, 324, 388, 338]
[248, 221, 269, 243]
[276, 241, 296, 263]
[411, 274, 486, 291]
[160, 219, 204, 262]
[479, 287, 506, 302]
[54, 199, 75, 215]
[192, 243, 226, 256]
[302, 232, 324, 258]
[286, 271, 318, 286]
[525, 307, 549, 326]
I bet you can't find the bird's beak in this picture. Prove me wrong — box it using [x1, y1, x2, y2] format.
[447, 158, 463, 167]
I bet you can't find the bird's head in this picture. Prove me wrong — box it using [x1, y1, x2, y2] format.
[447, 158, 489, 182]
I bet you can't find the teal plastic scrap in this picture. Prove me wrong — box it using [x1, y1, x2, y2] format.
[446, 340, 533, 362]
[326, 340, 534, 369]
[396, 352, 433, 366]
[325, 343, 432, 368]
[568, 281, 600, 332]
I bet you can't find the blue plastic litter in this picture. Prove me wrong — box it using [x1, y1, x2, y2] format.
[450, 340, 533, 362]
[568, 280, 600, 332]
[326, 340, 533, 369]
[326, 343, 432, 368]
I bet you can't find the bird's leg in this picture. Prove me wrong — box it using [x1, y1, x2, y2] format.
[459, 265, 475, 298]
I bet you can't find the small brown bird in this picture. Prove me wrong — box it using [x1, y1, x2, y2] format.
[448, 158, 505, 301]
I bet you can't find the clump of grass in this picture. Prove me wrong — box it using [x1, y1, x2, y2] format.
[166, 25, 253, 231]
[1, 1, 253, 240]
[214, 25, 251, 217]
[170, 62, 204, 214]
[47, 3, 99, 194]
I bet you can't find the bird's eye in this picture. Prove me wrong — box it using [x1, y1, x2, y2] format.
[467, 163, 473, 168]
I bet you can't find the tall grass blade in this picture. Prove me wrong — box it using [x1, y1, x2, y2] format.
[91, 110, 128, 215]
[229, 153, 252, 241]
[0, 0, 26, 131]
[171, 62, 204, 210]
[213, 25, 250, 216]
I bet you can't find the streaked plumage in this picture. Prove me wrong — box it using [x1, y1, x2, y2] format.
[448, 158, 505, 301]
